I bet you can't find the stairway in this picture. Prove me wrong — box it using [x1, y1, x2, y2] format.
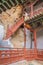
[0, 48, 43, 65]
[5, 17, 24, 39]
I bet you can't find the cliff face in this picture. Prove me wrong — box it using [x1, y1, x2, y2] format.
[0, 5, 23, 35]
[0, 5, 24, 48]
[11, 28, 24, 48]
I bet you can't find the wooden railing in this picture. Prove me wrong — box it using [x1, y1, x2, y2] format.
[0, 48, 43, 65]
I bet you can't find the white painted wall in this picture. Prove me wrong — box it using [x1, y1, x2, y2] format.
[0, 25, 5, 40]
[37, 30, 43, 49]
[26, 29, 31, 48]
[26, 29, 43, 49]
[0, 25, 14, 48]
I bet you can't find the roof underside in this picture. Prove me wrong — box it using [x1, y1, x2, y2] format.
[25, 14, 43, 29]
[0, 0, 36, 13]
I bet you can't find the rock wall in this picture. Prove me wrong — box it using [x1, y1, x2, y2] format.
[0, 5, 24, 48]
[0, 5, 23, 36]
[11, 28, 24, 48]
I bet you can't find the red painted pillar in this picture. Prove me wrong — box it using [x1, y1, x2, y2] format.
[34, 30, 37, 49]
[33, 30, 37, 59]
[24, 23, 26, 60]
[24, 23, 26, 48]
[30, 3, 34, 18]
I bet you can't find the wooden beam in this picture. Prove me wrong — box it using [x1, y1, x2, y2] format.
[9, 0, 15, 6]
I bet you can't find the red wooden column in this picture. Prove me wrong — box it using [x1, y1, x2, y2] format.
[24, 23, 26, 60]
[33, 30, 37, 59]
[24, 23, 26, 49]
[34, 30, 37, 49]
[30, 3, 34, 18]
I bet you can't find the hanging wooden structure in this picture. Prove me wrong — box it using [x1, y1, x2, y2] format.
[0, 0, 43, 65]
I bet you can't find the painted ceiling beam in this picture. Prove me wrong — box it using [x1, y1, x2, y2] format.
[15, 0, 19, 4]
[0, 7, 3, 12]
[21, 0, 24, 3]
[0, 0, 37, 13]
[4, 1, 11, 8]
[9, 0, 15, 6]
[1, 3, 7, 10]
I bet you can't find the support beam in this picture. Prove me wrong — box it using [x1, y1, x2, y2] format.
[33, 30, 37, 49]
[24, 23, 26, 48]
[9, 0, 15, 6]
[1, 3, 7, 10]
[15, 0, 19, 4]
[0, 7, 3, 12]
[30, 3, 34, 18]
[5, 1, 11, 8]
[24, 24, 33, 32]
[1, 0, 12, 8]
[30, 32, 32, 49]
[27, 0, 39, 8]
